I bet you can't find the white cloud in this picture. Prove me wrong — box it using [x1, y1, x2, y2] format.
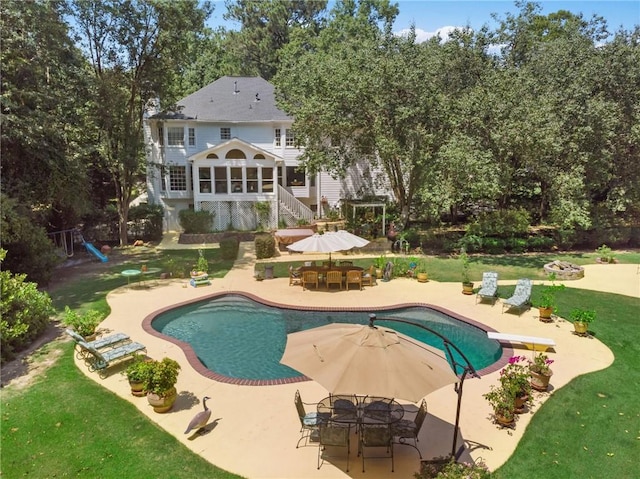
[396, 25, 461, 43]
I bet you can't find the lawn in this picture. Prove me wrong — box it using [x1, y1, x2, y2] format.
[2, 249, 638, 477]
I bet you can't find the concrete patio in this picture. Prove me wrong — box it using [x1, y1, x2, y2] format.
[75, 239, 638, 478]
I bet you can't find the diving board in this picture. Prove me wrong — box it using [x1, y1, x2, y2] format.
[487, 332, 556, 352]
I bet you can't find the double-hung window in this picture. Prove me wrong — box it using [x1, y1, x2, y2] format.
[167, 127, 184, 146]
[285, 129, 295, 147]
[188, 128, 196, 147]
[274, 128, 281, 147]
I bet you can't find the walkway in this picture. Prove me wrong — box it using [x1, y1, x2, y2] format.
[77, 239, 638, 478]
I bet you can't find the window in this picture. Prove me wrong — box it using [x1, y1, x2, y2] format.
[188, 128, 196, 147]
[274, 128, 281, 147]
[246, 168, 258, 193]
[206, 153, 218, 159]
[169, 166, 187, 190]
[199, 167, 211, 193]
[262, 167, 274, 193]
[286, 166, 305, 187]
[285, 129, 295, 147]
[214, 167, 227, 193]
[158, 126, 164, 146]
[230, 167, 243, 193]
[220, 127, 231, 140]
[167, 127, 184, 146]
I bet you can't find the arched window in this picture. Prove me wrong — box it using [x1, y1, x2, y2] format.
[226, 149, 246, 159]
[254, 154, 265, 159]
[206, 153, 218, 159]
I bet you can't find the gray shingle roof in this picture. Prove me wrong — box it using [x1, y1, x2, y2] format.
[157, 76, 291, 122]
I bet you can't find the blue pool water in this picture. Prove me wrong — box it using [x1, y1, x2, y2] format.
[151, 294, 502, 381]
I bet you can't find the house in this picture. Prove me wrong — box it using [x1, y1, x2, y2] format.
[144, 76, 388, 232]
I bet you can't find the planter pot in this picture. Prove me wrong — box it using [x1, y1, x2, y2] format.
[514, 395, 529, 413]
[376, 268, 383, 278]
[530, 370, 552, 391]
[462, 282, 474, 295]
[494, 411, 515, 426]
[573, 321, 589, 335]
[129, 380, 146, 397]
[147, 387, 177, 413]
[538, 307, 554, 322]
[416, 272, 428, 283]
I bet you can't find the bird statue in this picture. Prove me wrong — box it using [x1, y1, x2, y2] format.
[184, 396, 211, 435]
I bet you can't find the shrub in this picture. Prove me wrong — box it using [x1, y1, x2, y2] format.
[505, 237, 527, 253]
[62, 306, 103, 337]
[458, 234, 483, 253]
[219, 237, 239, 260]
[468, 208, 530, 238]
[254, 234, 275, 259]
[0, 250, 55, 363]
[416, 457, 492, 478]
[527, 235, 555, 252]
[482, 237, 506, 254]
[128, 203, 164, 241]
[178, 209, 214, 234]
[193, 249, 209, 273]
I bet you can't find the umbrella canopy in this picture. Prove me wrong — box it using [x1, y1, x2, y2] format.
[280, 323, 459, 403]
[286, 230, 369, 260]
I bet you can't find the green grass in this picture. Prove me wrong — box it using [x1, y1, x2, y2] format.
[3, 249, 638, 477]
[0, 340, 241, 478]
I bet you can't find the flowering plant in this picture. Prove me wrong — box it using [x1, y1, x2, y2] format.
[499, 356, 532, 401]
[416, 457, 491, 479]
[529, 353, 554, 376]
[483, 385, 516, 420]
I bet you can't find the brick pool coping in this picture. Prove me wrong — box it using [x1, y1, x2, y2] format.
[141, 290, 513, 386]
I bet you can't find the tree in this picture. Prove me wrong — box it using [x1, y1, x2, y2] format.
[69, 0, 212, 246]
[1, 0, 93, 230]
[222, 0, 327, 80]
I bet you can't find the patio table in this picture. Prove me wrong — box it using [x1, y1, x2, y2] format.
[317, 395, 404, 431]
[121, 269, 141, 287]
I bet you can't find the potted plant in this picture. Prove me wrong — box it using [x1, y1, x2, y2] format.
[537, 273, 565, 322]
[191, 249, 209, 278]
[460, 248, 473, 295]
[498, 356, 533, 412]
[569, 308, 596, 335]
[417, 456, 491, 479]
[416, 264, 429, 283]
[123, 355, 152, 397]
[373, 255, 387, 278]
[62, 306, 103, 341]
[528, 353, 554, 391]
[595, 244, 616, 264]
[144, 357, 181, 413]
[483, 385, 516, 426]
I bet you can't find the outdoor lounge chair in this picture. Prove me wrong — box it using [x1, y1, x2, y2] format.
[391, 399, 428, 458]
[476, 271, 499, 304]
[502, 278, 532, 315]
[65, 328, 131, 360]
[77, 339, 146, 376]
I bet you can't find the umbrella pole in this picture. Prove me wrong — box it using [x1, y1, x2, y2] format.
[452, 369, 470, 459]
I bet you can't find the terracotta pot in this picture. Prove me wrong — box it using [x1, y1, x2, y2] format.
[538, 307, 553, 322]
[462, 282, 474, 295]
[416, 272, 428, 283]
[129, 380, 146, 397]
[514, 395, 529, 413]
[530, 370, 552, 391]
[495, 411, 515, 426]
[147, 387, 177, 413]
[574, 321, 588, 334]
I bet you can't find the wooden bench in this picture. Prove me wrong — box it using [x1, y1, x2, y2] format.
[487, 332, 556, 352]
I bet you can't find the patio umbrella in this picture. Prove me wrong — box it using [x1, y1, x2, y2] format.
[286, 230, 369, 262]
[280, 322, 459, 403]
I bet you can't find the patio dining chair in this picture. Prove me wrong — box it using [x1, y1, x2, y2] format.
[345, 270, 363, 290]
[360, 423, 394, 472]
[326, 270, 343, 290]
[391, 399, 428, 458]
[289, 266, 302, 286]
[476, 271, 499, 305]
[294, 390, 327, 448]
[317, 420, 351, 472]
[302, 270, 319, 290]
[361, 265, 376, 287]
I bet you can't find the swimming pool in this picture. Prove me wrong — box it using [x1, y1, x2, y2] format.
[149, 293, 503, 384]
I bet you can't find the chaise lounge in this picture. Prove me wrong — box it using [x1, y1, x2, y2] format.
[77, 339, 146, 376]
[476, 271, 499, 305]
[501, 278, 532, 315]
[65, 328, 131, 359]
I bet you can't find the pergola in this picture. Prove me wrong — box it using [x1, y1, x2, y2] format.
[346, 201, 387, 238]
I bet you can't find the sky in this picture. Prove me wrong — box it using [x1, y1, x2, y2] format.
[208, 0, 640, 42]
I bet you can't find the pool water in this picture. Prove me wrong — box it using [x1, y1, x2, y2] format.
[151, 295, 502, 381]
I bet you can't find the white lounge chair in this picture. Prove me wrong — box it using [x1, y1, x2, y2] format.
[65, 328, 131, 359]
[476, 272, 499, 304]
[487, 332, 556, 352]
[77, 340, 146, 376]
[501, 278, 532, 315]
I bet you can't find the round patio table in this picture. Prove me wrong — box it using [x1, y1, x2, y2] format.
[121, 269, 141, 287]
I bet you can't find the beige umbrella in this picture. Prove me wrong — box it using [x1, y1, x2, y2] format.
[280, 322, 459, 403]
[286, 230, 369, 263]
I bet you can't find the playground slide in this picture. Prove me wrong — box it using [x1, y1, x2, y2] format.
[83, 242, 108, 263]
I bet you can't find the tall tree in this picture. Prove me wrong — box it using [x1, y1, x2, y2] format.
[223, 0, 327, 80]
[69, 0, 212, 246]
[1, 0, 93, 230]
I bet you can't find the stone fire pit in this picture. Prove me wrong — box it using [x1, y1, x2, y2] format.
[543, 260, 585, 280]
